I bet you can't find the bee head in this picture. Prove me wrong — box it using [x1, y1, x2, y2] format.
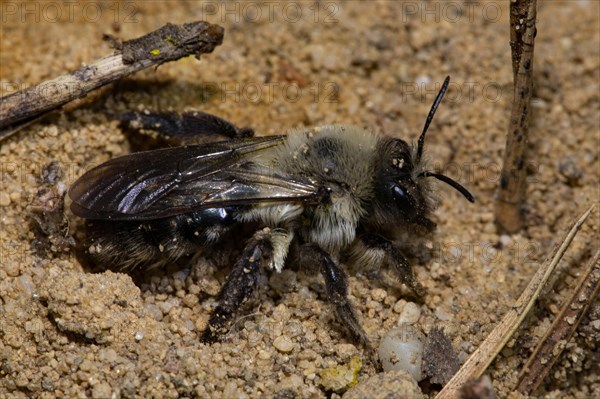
[371, 76, 474, 230]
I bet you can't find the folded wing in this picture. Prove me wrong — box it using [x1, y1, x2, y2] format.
[69, 136, 320, 220]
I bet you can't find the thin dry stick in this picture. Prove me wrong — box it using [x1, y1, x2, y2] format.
[516, 249, 600, 395]
[495, 0, 537, 233]
[0, 21, 224, 141]
[435, 205, 594, 399]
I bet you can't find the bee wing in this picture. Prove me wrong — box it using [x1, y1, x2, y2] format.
[69, 136, 319, 220]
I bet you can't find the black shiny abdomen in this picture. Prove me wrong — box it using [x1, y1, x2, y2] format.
[85, 207, 238, 269]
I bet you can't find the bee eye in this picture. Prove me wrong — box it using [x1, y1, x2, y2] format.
[392, 185, 411, 207]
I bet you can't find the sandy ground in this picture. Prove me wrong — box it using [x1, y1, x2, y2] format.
[1, 1, 599, 398]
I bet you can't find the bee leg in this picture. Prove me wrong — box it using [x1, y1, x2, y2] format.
[201, 230, 272, 343]
[361, 234, 426, 297]
[300, 244, 373, 353]
[120, 111, 254, 144]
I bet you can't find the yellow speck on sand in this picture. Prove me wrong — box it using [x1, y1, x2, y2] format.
[319, 356, 362, 393]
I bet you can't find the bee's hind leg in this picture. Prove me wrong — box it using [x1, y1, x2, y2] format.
[298, 244, 373, 354]
[201, 229, 272, 343]
[120, 111, 254, 144]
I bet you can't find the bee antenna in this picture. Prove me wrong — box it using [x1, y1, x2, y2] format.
[419, 171, 475, 203]
[416, 76, 450, 164]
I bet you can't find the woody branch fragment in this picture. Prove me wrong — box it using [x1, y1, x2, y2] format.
[494, 0, 537, 233]
[516, 249, 600, 395]
[0, 21, 224, 141]
[435, 205, 594, 399]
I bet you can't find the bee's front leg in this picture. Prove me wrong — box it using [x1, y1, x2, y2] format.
[359, 234, 426, 297]
[299, 244, 373, 353]
[120, 110, 254, 144]
[200, 229, 272, 343]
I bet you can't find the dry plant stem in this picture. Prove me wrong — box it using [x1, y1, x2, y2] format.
[436, 205, 594, 399]
[495, 0, 537, 233]
[0, 21, 224, 141]
[516, 249, 600, 395]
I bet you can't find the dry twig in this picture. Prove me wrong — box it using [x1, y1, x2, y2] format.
[516, 249, 600, 395]
[495, 0, 538, 233]
[0, 21, 224, 141]
[435, 205, 594, 399]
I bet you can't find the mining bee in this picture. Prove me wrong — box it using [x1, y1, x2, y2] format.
[69, 76, 474, 352]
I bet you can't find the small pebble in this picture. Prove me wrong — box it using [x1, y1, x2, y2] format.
[434, 308, 451, 321]
[273, 335, 295, 353]
[398, 302, 421, 324]
[92, 382, 112, 399]
[5, 261, 20, 277]
[156, 298, 179, 315]
[79, 359, 93, 372]
[393, 299, 407, 314]
[499, 234, 513, 247]
[371, 288, 387, 302]
[272, 303, 291, 322]
[222, 381, 238, 398]
[0, 192, 11, 206]
[343, 370, 424, 399]
[281, 374, 304, 389]
[98, 348, 117, 363]
[335, 343, 358, 361]
[559, 157, 582, 185]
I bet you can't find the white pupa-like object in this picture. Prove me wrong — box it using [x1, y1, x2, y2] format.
[378, 324, 426, 381]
